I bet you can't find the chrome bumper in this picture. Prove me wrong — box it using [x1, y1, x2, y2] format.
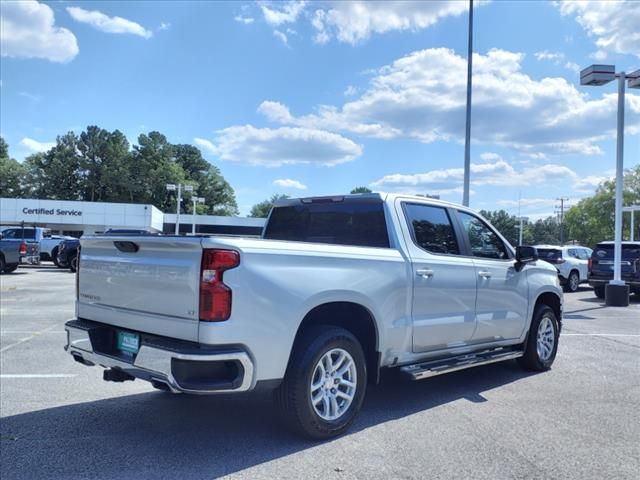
[65, 322, 255, 394]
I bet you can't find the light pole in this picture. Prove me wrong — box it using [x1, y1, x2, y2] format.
[191, 197, 205, 235]
[516, 216, 528, 246]
[462, 0, 473, 207]
[580, 65, 639, 306]
[166, 183, 193, 235]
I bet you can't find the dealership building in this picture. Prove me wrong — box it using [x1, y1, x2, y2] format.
[0, 198, 265, 237]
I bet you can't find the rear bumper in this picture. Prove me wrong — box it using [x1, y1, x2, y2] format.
[588, 277, 640, 288]
[65, 319, 255, 394]
[20, 255, 40, 265]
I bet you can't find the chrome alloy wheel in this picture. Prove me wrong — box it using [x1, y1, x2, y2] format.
[569, 272, 579, 292]
[536, 315, 555, 362]
[310, 348, 357, 421]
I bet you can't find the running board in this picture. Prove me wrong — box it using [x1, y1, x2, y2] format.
[400, 349, 524, 381]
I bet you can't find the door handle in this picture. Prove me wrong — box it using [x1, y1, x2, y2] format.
[416, 268, 434, 278]
[478, 270, 492, 279]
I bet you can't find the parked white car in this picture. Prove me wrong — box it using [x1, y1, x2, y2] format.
[535, 245, 592, 293]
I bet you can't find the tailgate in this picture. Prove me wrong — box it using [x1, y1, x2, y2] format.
[77, 236, 203, 342]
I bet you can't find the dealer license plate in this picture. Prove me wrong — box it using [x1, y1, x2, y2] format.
[117, 331, 140, 354]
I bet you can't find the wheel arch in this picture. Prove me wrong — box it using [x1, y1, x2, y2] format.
[534, 291, 562, 328]
[291, 301, 380, 384]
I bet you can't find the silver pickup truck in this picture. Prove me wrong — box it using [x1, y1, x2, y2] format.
[66, 193, 562, 439]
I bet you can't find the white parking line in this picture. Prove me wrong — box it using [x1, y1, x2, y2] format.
[0, 324, 61, 353]
[0, 374, 77, 378]
[561, 333, 640, 337]
[1, 331, 66, 334]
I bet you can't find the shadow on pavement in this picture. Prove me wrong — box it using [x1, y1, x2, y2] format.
[0, 362, 536, 479]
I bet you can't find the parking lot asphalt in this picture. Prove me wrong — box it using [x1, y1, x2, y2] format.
[1, 265, 639, 480]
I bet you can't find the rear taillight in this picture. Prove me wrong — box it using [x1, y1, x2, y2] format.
[588, 258, 593, 271]
[19, 243, 27, 255]
[199, 249, 240, 322]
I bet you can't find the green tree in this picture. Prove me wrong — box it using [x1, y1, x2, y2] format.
[350, 186, 372, 194]
[249, 194, 289, 218]
[565, 168, 639, 248]
[479, 210, 519, 245]
[77, 126, 132, 202]
[174, 144, 239, 216]
[0, 137, 27, 197]
[24, 132, 83, 200]
[130, 132, 185, 210]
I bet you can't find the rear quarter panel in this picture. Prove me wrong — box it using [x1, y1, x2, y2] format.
[197, 237, 412, 382]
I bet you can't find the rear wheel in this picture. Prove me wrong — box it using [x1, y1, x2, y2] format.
[69, 253, 78, 272]
[4, 263, 18, 273]
[274, 326, 367, 440]
[594, 285, 605, 299]
[518, 305, 559, 371]
[564, 270, 580, 293]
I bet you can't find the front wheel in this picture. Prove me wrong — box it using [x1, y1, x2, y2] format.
[274, 326, 367, 440]
[594, 285, 605, 299]
[4, 263, 19, 273]
[51, 247, 61, 267]
[69, 253, 78, 272]
[518, 305, 559, 371]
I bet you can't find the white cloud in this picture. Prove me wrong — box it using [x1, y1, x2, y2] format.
[258, 47, 640, 156]
[0, 0, 78, 63]
[235, 15, 255, 24]
[194, 137, 218, 155]
[564, 61, 580, 73]
[344, 85, 358, 96]
[158, 22, 171, 31]
[573, 174, 613, 192]
[533, 50, 582, 74]
[534, 51, 564, 62]
[273, 178, 308, 189]
[20, 137, 55, 153]
[555, 0, 640, 58]
[273, 29, 289, 46]
[259, 1, 307, 26]
[201, 125, 362, 167]
[66, 7, 152, 39]
[497, 198, 558, 209]
[18, 91, 42, 102]
[311, 1, 484, 45]
[371, 155, 578, 193]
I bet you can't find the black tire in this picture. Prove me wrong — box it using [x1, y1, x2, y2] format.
[69, 253, 78, 272]
[51, 247, 61, 267]
[594, 285, 605, 299]
[274, 326, 367, 440]
[4, 263, 19, 273]
[518, 304, 559, 371]
[0, 255, 5, 274]
[563, 270, 580, 293]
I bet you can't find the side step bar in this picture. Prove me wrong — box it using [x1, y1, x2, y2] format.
[400, 348, 524, 381]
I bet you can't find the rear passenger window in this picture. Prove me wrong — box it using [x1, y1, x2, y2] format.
[403, 204, 460, 254]
[458, 212, 509, 260]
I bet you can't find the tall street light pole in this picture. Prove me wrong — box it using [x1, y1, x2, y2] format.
[166, 183, 193, 235]
[580, 65, 639, 306]
[462, 0, 473, 207]
[191, 197, 205, 235]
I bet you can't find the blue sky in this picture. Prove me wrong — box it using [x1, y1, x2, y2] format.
[1, 1, 639, 216]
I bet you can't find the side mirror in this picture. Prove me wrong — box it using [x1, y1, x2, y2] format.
[516, 246, 538, 264]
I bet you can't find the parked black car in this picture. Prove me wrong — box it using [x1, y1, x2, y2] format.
[57, 238, 81, 272]
[588, 241, 640, 298]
